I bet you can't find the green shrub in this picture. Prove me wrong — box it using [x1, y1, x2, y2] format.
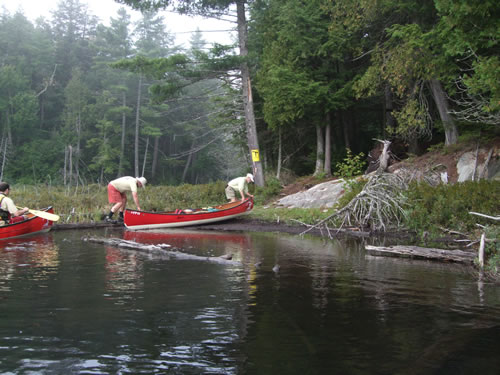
[404, 180, 500, 236]
[335, 149, 366, 178]
[254, 177, 282, 204]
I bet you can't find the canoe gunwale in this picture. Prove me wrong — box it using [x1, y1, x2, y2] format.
[124, 199, 253, 230]
[0, 206, 55, 240]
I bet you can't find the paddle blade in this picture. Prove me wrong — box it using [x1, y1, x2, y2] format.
[28, 209, 60, 222]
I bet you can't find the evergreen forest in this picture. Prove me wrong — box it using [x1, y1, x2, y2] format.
[0, 0, 498, 187]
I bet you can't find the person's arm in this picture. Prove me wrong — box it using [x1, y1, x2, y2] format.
[6, 199, 27, 217]
[239, 189, 246, 201]
[132, 191, 141, 211]
[14, 207, 29, 217]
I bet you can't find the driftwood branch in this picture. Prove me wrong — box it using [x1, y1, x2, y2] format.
[373, 139, 391, 174]
[365, 245, 476, 264]
[469, 212, 500, 221]
[82, 236, 240, 265]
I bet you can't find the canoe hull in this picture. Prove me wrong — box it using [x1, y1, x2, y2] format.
[124, 199, 254, 231]
[0, 207, 55, 240]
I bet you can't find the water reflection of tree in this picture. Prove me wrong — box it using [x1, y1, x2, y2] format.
[104, 246, 144, 295]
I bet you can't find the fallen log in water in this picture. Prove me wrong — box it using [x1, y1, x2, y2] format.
[82, 236, 240, 265]
[365, 245, 476, 264]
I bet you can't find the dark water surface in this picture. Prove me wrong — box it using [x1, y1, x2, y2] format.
[0, 228, 499, 374]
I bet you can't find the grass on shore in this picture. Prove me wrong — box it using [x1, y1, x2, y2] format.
[10, 178, 498, 233]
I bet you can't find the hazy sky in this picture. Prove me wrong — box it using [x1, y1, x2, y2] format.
[1, 0, 235, 47]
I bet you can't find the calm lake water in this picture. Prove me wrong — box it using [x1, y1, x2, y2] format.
[0, 228, 499, 374]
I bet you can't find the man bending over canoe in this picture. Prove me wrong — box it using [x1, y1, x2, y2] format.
[225, 173, 254, 203]
[0, 182, 29, 224]
[105, 176, 147, 222]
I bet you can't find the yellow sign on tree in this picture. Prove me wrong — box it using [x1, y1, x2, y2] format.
[251, 149, 260, 162]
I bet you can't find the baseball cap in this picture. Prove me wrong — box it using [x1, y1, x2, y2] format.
[137, 177, 147, 187]
[246, 173, 254, 182]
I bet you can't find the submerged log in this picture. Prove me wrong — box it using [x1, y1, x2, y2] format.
[365, 245, 476, 264]
[82, 236, 240, 265]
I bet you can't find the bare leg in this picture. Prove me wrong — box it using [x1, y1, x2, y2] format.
[120, 196, 127, 213]
[111, 202, 123, 214]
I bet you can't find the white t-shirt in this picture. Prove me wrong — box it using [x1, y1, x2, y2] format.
[0, 194, 17, 214]
[110, 176, 139, 193]
[227, 177, 248, 194]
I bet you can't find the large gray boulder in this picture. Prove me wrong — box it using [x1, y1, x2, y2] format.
[275, 179, 347, 209]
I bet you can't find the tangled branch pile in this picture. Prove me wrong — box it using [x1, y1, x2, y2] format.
[301, 173, 409, 236]
[335, 173, 409, 231]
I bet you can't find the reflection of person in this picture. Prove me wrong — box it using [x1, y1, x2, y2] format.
[0, 182, 29, 224]
[105, 176, 147, 222]
[225, 173, 254, 203]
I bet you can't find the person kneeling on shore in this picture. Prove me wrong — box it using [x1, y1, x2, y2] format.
[0, 182, 29, 225]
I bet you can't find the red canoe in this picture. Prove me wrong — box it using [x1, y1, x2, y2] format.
[124, 198, 254, 230]
[0, 207, 55, 240]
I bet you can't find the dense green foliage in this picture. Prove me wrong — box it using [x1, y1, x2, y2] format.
[0, 3, 247, 186]
[1, 0, 497, 187]
[404, 180, 500, 235]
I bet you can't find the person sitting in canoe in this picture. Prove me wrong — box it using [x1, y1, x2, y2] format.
[225, 173, 254, 203]
[105, 176, 147, 222]
[0, 182, 29, 224]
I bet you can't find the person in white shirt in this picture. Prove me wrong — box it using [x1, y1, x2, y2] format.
[105, 176, 147, 222]
[0, 182, 29, 224]
[225, 173, 254, 203]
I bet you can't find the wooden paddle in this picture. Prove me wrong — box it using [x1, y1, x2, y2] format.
[17, 206, 60, 222]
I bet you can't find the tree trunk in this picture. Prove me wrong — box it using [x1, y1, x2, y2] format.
[276, 127, 282, 180]
[341, 111, 351, 150]
[0, 137, 7, 181]
[182, 139, 195, 183]
[141, 136, 149, 177]
[152, 136, 159, 180]
[313, 124, 324, 176]
[408, 138, 421, 155]
[134, 74, 143, 177]
[376, 139, 391, 174]
[68, 145, 73, 186]
[428, 79, 458, 145]
[64, 145, 68, 186]
[237, 1, 264, 186]
[118, 90, 127, 177]
[384, 85, 396, 137]
[75, 113, 81, 186]
[191, 152, 197, 183]
[324, 113, 332, 177]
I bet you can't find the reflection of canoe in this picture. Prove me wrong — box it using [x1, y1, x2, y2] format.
[123, 229, 251, 247]
[0, 207, 55, 240]
[124, 198, 254, 231]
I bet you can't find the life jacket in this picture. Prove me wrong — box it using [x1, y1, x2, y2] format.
[0, 194, 11, 222]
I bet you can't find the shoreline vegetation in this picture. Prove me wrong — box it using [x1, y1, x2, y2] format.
[11, 174, 499, 279]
